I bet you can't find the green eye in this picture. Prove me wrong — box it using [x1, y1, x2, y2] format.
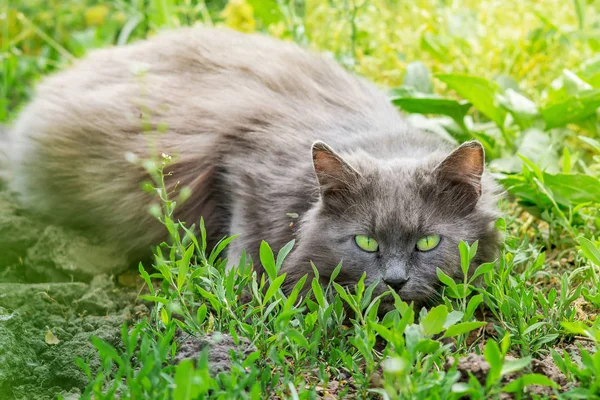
[416, 235, 441, 252]
[355, 235, 379, 252]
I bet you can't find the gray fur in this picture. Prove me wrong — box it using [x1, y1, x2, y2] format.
[7, 27, 500, 306]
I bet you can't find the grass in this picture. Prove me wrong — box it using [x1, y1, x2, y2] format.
[2, 0, 600, 398]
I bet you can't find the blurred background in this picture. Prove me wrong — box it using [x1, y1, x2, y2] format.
[1, 1, 593, 119]
[2, 0, 600, 242]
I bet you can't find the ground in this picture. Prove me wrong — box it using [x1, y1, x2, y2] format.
[1, 1, 600, 399]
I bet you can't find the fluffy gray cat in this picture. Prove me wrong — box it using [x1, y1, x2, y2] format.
[6, 27, 500, 307]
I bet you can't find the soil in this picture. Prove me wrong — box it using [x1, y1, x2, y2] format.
[0, 189, 138, 399]
[0, 188, 252, 399]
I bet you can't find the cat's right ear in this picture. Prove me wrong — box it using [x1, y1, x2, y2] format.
[312, 141, 360, 200]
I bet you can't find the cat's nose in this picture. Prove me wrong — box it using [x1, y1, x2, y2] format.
[384, 277, 409, 292]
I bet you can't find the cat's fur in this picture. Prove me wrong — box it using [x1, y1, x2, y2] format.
[6, 27, 500, 306]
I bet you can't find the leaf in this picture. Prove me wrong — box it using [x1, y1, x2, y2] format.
[579, 135, 600, 152]
[177, 244, 194, 291]
[247, 0, 284, 26]
[436, 268, 458, 296]
[276, 240, 295, 270]
[459, 241, 471, 277]
[497, 88, 541, 129]
[91, 337, 123, 366]
[502, 373, 559, 393]
[541, 89, 600, 129]
[161, 307, 169, 325]
[421, 32, 451, 63]
[264, 274, 286, 304]
[402, 61, 433, 94]
[523, 321, 547, 336]
[421, 305, 448, 336]
[443, 310, 464, 329]
[579, 237, 600, 265]
[471, 262, 495, 282]
[208, 234, 239, 265]
[442, 321, 487, 338]
[561, 321, 588, 335]
[573, 0, 586, 30]
[45, 329, 60, 345]
[392, 97, 471, 129]
[173, 359, 201, 400]
[259, 240, 277, 282]
[503, 171, 600, 209]
[501, 356, 532, 376]
[484, 340, 502, 384]
[465, 294, 484, 321]
[197, 304, 207, 325]
[436, 74, 506, 127]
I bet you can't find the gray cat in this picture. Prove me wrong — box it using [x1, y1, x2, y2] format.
[6, 27, 500, 307]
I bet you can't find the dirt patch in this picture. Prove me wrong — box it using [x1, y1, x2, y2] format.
[174, 330, 257, 373]
[0, 275, 143, 399]
[0, 189, 249, 399]
[447, 352, 567, 398]
[0, 190, 140, 399]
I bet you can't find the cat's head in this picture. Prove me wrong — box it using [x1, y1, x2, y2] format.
[289, 139, 500, 309]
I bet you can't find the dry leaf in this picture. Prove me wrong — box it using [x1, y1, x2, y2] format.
[45, 329, 60, 345]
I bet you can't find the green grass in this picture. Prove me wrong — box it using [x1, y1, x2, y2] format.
[3, 0, 600, 398]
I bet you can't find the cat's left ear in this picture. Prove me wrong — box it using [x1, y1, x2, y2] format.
[312, 141, 361, 201]
[433, 140, 485, 213]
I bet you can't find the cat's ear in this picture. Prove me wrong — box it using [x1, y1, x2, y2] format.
[312, 141, 360, 200]
[433, 140, 485, 213]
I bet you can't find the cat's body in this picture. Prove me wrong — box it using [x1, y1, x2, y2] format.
[7, 27, 499, 306]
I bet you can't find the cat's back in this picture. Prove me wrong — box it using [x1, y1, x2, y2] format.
[8, 27, 399, 258]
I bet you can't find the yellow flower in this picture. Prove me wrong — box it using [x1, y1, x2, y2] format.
[221, 0, 256, 33]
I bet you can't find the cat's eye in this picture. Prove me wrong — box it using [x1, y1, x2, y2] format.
[416, 235, 441, 252]
[354, 235, 379, 252]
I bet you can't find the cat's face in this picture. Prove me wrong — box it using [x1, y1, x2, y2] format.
[291, 141, 500, 309]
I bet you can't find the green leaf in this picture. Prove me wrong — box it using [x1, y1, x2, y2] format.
[443, 310, 464, 329]
[402, 61, 433, 93]
[573, 0, 586, 31]
[276, 240, 295, 270]
[173, 359, 201, 400]
[260, 240, 277, 282]
[247, 0, 284, 26]
[197, 304, 207, 325]
[501, 356, 532, 376]
[139, 295, 169, 305]
[442, 321, 487, 338]
[471, 262, 495, 282]
[458, 241, 471, 277]
[421, 305, 449, 336]
[541, 89, 600, 129]
[579, 237, 600, 265]
[436, 74, 506, 127]
[264, 274, 286, 304]
[561, 321, 588, 335]
[91, 337, 124, 366]
[502, 373, 559, 393]
[497, 88, 541, 129]
[177, 244, 194, 291]
[465, 294, 484, 321]
[579, 135, 600, 152]
[436, 268, 458, 296]
[484, 340, 502, 385]
[392, 97, 471, 129]
[523, 321, 547, 336]
[208, 234, 239, 265]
